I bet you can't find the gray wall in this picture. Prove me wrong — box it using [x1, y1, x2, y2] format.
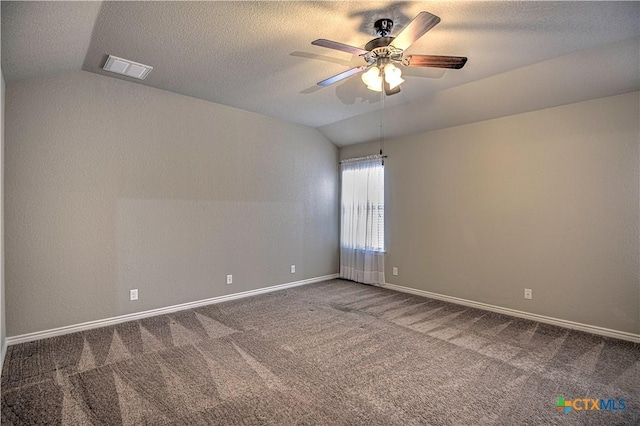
[1, 68, 5, 359]
[341, 91, 640, 334]
[5, 71, 339, 336]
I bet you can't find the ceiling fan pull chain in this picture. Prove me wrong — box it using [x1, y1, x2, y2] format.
[380, 86, 385, 165]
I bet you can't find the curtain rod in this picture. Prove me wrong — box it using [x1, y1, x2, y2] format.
[339, 154, 388, 164]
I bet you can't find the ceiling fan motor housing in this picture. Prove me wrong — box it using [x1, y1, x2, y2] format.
[364, 45, 404, 66]
[365, 36, 395, 51]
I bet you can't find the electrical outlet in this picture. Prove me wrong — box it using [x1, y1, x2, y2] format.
[130, 289, 138, 301]
[226, 275, 233, 285]
[392, 267, 398, 276]
[524, 289, 532, 300]
[290, 265, 296, 274]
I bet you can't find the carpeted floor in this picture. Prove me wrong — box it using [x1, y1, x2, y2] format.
[2, 279, 639, 425]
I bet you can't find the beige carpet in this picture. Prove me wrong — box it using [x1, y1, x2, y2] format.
[2, 279, 639, 425]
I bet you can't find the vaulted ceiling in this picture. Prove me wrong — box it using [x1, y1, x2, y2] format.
[2, 1, 639, 146]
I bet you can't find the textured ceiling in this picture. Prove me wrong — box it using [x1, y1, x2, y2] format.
[2, 1, 639, 146]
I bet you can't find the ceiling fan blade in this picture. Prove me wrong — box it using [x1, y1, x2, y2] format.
[391, 12, 441, 51]
[311, 39, 368, 56]
[317, 66, 368, 87]
[406, 55, 468, 69]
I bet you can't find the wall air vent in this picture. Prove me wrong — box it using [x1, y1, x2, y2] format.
[103, 55, 153, 80]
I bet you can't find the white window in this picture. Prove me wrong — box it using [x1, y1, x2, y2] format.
[340, 158, 384, 252]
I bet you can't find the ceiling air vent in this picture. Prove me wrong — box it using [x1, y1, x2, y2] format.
[103, 55, 153, 80]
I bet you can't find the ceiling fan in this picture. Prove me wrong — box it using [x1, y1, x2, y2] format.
[311, 11, 467, 95]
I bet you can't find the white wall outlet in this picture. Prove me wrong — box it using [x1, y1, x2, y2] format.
[392, 267, 398, 276]
[226, 274, 233, 285]
[524, 288, 532, 300]
[290, 265, 296, 274]
[129, 289, 138, 301]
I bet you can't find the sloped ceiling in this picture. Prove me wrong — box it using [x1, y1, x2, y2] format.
[2, 1, 639, 146]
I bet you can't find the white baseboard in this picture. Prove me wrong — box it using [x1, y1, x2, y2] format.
[383, 282, 640, 343]
[6, 274, 339, 346]
[1, 340, 6, 373]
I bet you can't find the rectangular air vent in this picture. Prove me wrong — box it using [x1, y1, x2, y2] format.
[103, 55, 153, 80]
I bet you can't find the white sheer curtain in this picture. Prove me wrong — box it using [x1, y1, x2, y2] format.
[340, 158, 385, 285]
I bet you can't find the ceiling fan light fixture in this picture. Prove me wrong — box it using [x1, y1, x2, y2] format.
[361, 63, 403, 92]
[362, 66, 383, 91]
[383, 63, 404, 90]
